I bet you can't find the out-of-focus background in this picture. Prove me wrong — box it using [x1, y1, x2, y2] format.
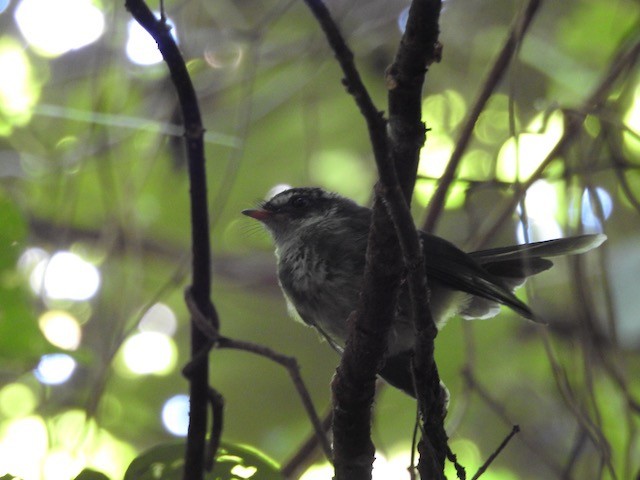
[0, 0, 638, 478]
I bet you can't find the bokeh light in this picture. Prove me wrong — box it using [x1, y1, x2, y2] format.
[0, 383, 38, 418]
[0, 416, 48, 480]
[310, 149, 375, 202]
[418, 134, 454, 178]
[30, 250, 101, 301]
[581, 187, 612, 232]
[474, 94, 511, 145]
[301, 452, 418, 479]
[524, 180, 559, 220]
[300, 462, 334, 480]
[416, 92, 466, 183]
[139, 303, 177, 336]
[38, 310, 82, 350]
[517, 216, 563, 244]
[204, 42, 243, 70]
[497, 110, 564, 182]
[0, 37, 40, 135]
[624, 81, 640, 131]
[126, 15, 177, 65]
[230, 464, 258, 479]
[42, 449, 84, 480]
[17, 247, 48, 275]
[516, 181, 563, 242]
[121, 332, 177, 375]
[397, 6, 409, 33]
[34, 353, 77, 385]
[0, 0, 10, 14]
[161, 394, 190, 436]
[423, 90, 467, 132]
[14, 0, 105, 57]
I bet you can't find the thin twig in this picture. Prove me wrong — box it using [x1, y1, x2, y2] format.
[471, 425, 520, 480]
[423, 0, 542, 233]
[539, 330, 616, 476]
[474, 36, 640, 249]
[216, 336, 333, 463]
[461, 366, 564, 474]
[183, 290, 333, 465]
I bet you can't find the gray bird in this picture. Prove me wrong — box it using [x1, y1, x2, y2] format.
[242, 187, 606, 396]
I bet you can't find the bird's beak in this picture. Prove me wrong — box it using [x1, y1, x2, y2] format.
[242, 209, 271, 221]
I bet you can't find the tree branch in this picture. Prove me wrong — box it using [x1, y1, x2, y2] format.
[303, 0, 446, 478]
[386, 0, 443, 201]
[124, 2, 216, 479]
[301, 2, 399, 478]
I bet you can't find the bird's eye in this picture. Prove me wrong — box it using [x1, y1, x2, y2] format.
[289, 196, 310, 208]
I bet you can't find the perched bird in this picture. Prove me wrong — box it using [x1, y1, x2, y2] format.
[242, 187, 606, 396]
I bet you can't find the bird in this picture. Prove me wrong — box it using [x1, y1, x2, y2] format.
[242, 187, 606, 397]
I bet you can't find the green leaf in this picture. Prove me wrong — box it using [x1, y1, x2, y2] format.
[124, 440, 284, 480]
[73, 469, 111, 480]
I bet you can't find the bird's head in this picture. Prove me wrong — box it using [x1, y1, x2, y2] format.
[242, 187, 362, 244]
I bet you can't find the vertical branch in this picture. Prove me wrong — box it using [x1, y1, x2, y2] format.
[303, 0, 445, 478]
[386, 0, 443, 201]
[386, 0, 448, 476]
[124, 2, 217, 480]
[301, 2, 399, 478]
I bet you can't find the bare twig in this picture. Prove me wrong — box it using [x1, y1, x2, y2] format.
[539, 330, 616, 477]
[461, 366, 564, 474]
[124, 3, 216, 479]
[471, 425, 520, 480]
[216, 337, 333, 463]
[302, 0, 447, 477]
[474, 36, 640, 249]
[300, 1, 400, 478]
[386, 0, 443, 200]
[183, 289, 333, 465]
[423, 0, 542, 233]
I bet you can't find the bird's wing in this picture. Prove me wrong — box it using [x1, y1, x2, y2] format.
[420, 232, 536, 320]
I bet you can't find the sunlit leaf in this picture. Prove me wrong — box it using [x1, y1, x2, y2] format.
[124, 441, 283, 480]
[73, 469, 111, 480]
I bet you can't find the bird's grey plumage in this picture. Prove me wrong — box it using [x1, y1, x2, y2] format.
[243, 187, 606, 396]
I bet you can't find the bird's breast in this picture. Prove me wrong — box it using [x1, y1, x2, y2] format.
[276, 243, 361, 348]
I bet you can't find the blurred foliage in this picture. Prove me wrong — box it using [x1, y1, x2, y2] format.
[0, 0, 639, 479]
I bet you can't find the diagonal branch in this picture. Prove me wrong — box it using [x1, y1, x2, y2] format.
[423, 0, 543, 233]
[475, 35, 640, 249]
